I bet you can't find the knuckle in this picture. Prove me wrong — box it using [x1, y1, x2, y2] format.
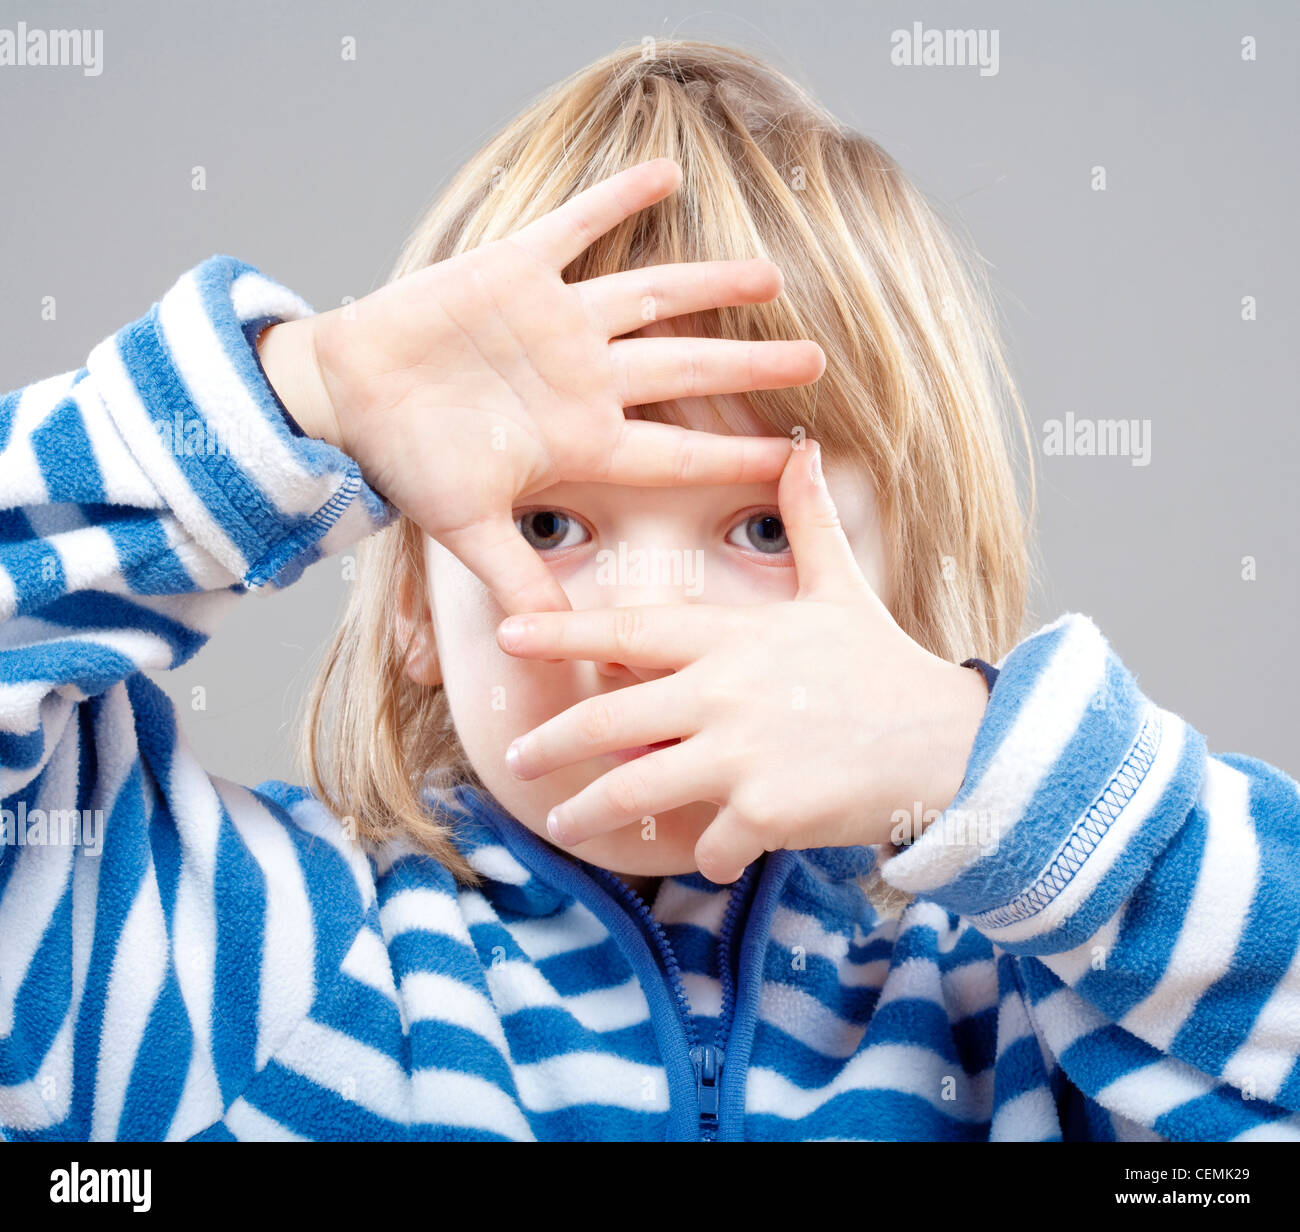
[731, 787, 778, 837]
[712, 737, 748, 782]
[810, 507, 842, 532]
[671, 437, 696, 485]
[683, 339, 704, 398]
[578, 698, 616, 745]
[698, 675, 743, 718]
[606, 768, 648, 818]
[613, 607, 646, 657]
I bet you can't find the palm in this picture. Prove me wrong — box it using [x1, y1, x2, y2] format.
[309, 158, 825, 615]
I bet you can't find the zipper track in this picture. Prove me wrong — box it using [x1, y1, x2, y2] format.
[590, 863, 756, 1141]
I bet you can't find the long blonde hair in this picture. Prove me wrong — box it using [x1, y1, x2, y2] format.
[299, 38, 1039, 891]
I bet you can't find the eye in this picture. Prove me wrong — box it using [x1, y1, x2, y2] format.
[515, 509, 591, 552]
[726, 511, 790, 555]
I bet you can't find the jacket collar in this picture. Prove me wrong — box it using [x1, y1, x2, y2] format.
[428, 781, 879, 919]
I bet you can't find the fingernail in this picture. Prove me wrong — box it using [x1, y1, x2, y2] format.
[546, 809, 569, 845]
[499, 617, 530, 650]
[809, 443, 823, 485]
[505, 741, 523, 776]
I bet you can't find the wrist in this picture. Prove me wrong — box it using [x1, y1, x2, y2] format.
[917, 660, 990, 824]
[255, 316, 341, 450]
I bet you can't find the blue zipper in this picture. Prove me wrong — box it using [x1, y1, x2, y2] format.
[447, 783, 792, 1141]
[589, 862, 756, 1141]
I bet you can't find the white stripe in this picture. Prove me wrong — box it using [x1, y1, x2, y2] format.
[0, 1010, 75, 1130]
[87, 320, 249, 581]
[1093, 1057, 1214, 1126]
[379, 886, 473, 944]
[680, 971, 722, 1020]
[276, 790, 378, 914]
[989, 1088, 1060, 1141]
[506, 900, 612, 961]
[0, 714, 85, 1038]
[746, 1042, 993, 1123]
[1120, 758, 1257, 1051]
[411, 1069, 535, 1139]
[654, 879, 730, 931]
[91, 870, 170, 1139]
[978, 709, 1189, 945]
[217, 779, 316, 1069]
[223, 1096, 309, 1142]
[0, 373, 70, 506]
[769, 904, 850, 965]
[68, 373, 162, 508]
[0, 841, 76, 1040]
[1023, 985, 1109, 1059]
[757, 979, 865, 1058]
[340, 926, 401, 1002]
[943, 958, 1000, 1018]
[0, 562, 15, 627]
[1222, 934, 1300, 1103]
[158, 272, 319, 517]
[513, 1050, 666, 1114]
[993, 987, 1035, 1058]
[228, 268, 315, 331]
[464, 840, 532, 886]
[399, 971, 513, 1058]
[1041, 904, 1124, 989]
[155, 745, 228, 1140]
[484, 959, 650, 1034]
[273, 1018, 409, 1123]
[1109, 1109, 1167, 1141]
[1232, 1116, 1300, 1142]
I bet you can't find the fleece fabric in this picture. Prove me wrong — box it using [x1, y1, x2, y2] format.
[1, 256, 1298, 1141]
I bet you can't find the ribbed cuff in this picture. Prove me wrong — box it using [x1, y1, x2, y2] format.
[86, 254, 396, 591]
[880, 613, 1207, 954]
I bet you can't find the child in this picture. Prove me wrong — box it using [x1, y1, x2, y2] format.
[2, 40, 1297, 1142]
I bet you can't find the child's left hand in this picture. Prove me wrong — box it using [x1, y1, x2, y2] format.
[497, 443, 991, 884]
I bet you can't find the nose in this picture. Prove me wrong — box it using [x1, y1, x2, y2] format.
[587, 546, 702, 683]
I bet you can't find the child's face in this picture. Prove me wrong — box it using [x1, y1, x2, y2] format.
[419, 394, 890, 882]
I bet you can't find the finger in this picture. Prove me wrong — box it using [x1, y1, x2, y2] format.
[507, 157, 683, 270]
[692, 806, 766, 885]
[497, 604, 738, 667]
[579, 257, 784, 339]
[545, 738, 724, 847]
[506, 673, 695, 781]
[439, 514, 572, 616]
[610, 335, 826, 407]
[779, 441, 869, 600]
[571, 419, 792, 487]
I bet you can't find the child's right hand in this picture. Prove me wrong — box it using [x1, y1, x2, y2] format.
[256, 158, 825, 615]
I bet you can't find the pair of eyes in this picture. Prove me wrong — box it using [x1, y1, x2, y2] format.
[514, 508, 791, 556]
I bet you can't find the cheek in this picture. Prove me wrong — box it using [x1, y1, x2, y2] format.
[428, 551, 579, 765]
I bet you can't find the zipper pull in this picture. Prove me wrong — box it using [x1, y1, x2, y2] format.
[691, 1043, 723, 1139]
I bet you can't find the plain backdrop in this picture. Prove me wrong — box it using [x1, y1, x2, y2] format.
[2, 0, 1296, 786]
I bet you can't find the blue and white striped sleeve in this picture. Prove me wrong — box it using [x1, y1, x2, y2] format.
[0, 256, 395, 1139]
[0, 254, 396, 778]
[879, 612, 1300, 1140]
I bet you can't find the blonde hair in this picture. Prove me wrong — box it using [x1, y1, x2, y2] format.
[298, 38, 1040, 893]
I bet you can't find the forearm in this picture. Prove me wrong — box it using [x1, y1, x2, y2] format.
[880, 611, 1300, 1126]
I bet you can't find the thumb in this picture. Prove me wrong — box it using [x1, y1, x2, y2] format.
[438, 514, 572, 616]
[779, 441, 869, 600]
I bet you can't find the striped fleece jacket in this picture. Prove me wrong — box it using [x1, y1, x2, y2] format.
[2, 255, 1299, 1142]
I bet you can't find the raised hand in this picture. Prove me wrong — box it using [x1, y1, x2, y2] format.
[257, 157, 826, 614]
[494, 442, 991, 883]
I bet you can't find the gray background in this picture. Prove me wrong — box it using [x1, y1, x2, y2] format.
[2, 0, 1296, 784]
